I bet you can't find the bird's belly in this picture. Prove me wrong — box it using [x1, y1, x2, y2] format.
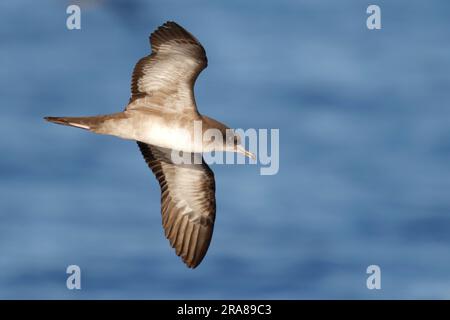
[135, 118, 202, 153]
[144, 125, 193, 151]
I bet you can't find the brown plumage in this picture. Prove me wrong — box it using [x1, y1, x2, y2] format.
[137, 143, 215, 268]
[45, 21, 254, 268]
[130, 22, 216, 267]
[128, 21, 207, 108]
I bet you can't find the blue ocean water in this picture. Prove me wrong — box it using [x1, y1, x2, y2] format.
[1, 0, 450, 299]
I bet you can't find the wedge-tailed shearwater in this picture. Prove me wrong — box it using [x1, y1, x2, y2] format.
[44, 21, 254, 268]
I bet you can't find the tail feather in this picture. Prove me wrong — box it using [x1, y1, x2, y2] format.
[44, 113, 127, 132]
[44, 116, 92, 130]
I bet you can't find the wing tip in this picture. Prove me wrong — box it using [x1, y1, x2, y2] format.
[183, 254, 204, 269]
[178, 233, 211, 269]
[149, 20, 205, 53]
[168, 222, 211, 269]
[186, 263, 200, 269]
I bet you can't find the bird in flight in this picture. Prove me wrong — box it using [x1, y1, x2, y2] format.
[44, 21, 254, 268]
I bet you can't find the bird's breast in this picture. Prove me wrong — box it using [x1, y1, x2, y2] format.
[130, 112, 204, 153]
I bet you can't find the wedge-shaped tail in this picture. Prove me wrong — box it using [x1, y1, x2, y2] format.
[44, 116, 93, 130]
[44, 113, 128, 132]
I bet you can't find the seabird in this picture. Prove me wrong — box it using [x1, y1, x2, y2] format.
[44, 21, 254, 268]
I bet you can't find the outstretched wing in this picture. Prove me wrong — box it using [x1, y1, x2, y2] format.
[137, 142, 216, 268]
[128, 21, 207, 111]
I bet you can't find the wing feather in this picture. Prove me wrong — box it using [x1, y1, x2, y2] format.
[128, 21, 207, 112]
[137, 142, 216, 268]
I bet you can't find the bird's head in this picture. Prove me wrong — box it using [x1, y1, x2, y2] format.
[201, 116, 255, 159]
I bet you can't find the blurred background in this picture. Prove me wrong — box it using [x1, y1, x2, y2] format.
[1, 0, 450, 299]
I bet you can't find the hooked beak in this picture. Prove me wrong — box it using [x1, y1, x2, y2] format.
[236, 145, 256, 160]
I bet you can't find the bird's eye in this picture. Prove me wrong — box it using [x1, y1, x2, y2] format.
[233, 136, 239, 144]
